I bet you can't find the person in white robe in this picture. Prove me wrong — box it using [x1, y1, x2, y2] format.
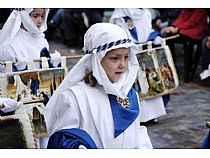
[0, 8, 60, 72]
[44, 23, 153, 149]
[110, 8, 168, 123]
[0, 8, 58, 149]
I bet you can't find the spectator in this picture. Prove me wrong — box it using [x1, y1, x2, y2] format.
[62, 8, 104, 48]
[200, 9, 210, 81]
[152, 8, 181, 37]
[162, 9, 208, 62]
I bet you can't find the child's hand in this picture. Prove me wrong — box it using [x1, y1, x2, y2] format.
[206, 36, 210, 49]
[0, 98, 17, 113]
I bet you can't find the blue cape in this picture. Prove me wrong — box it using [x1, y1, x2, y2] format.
[47, 128, 97, 149]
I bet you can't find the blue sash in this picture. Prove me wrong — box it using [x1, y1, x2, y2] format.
[108, 88, 139, 138]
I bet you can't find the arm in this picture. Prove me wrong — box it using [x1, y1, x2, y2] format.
[50, 89, 81, 135]
[173, 9, 207, 30]
[46, 89, 97, 149]
[47, 128, 97, 149]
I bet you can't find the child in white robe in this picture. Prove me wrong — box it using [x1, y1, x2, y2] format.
[0, 8, 60, 72]
[44, 23, 153, 149]
[110, 8, 168, 123]
[0, 8, 58, 149]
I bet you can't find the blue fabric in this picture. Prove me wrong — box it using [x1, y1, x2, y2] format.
[30, 79, 40, 96]
[47, 128, 97, 149]
[108, 88, 139, 138]
[40, 47, 54, 68]
[147, 31, 160, 41]
[162, 94, 170, 108]
[12, 65, 27, 72]
[201, 130, 210, 149]
[123, 16, 138, 42]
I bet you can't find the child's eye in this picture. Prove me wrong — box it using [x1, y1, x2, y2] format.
[125, 55, 129, 60]
[32, 15, 38, 18]
[111, 57, 119, 61]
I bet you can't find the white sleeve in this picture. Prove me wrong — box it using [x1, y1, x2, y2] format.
[0, 46, 16, 62]
[49, 89, 81, 135]
[135, 92, 153, 149]
[0, 98, 17, 113]
[154, 36, 163, 45]
[50, 51, 61, 68]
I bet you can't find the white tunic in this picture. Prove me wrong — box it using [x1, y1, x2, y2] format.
[49, 81, 153, 149]
[0, 29, 49, 70]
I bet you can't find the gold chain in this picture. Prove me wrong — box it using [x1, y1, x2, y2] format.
[116, 97, 130, 108]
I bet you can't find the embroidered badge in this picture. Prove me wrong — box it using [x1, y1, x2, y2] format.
[116, 96, 130, 108]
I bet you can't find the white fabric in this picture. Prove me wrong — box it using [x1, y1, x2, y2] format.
[0, 8, 49, 71]
[44, 23, 152, 148]
[110, 8, 154, 43]
[0, 97, 17, 113]
[153, 36, 163, 45]
[200, 64, 210, 80]
[50, 51, 61, 68]
[140, 98, 166, 122]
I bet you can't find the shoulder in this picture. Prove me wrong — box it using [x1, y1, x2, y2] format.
[70, 81, 105, 100]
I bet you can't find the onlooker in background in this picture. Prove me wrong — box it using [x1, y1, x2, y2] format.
[62, 8, 104, 48]
[45, 8, 64, 40]
[152, 8, 181, 37]
[161, 9, 208, 62]
[200, 9, 210, 81]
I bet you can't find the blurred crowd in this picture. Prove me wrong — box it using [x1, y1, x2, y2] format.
[0, 8, 210, 82]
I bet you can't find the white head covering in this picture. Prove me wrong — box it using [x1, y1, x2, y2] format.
[0, 8, 49, 51]
[110, 8, 153, 43]
[44, 23, 140, 132]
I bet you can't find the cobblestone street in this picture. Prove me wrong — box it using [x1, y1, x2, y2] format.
[147, 83, 210, 148]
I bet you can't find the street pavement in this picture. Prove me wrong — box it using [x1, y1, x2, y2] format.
[145, 44, 210, 149]
[48, 33, 210, 149]
[146, 82, 210, 149]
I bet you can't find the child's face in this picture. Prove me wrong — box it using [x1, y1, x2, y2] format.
[29, 9, 45, 28]
[101, 48, 130, 83]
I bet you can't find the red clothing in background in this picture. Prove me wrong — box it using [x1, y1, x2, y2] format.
[172, 9, 208, 40]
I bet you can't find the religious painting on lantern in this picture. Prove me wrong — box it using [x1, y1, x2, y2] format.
[135, 46, 179, 100]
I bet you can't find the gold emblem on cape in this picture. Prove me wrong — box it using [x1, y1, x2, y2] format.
[116, 97, 130, 108]
[126, 19, 134, 30]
